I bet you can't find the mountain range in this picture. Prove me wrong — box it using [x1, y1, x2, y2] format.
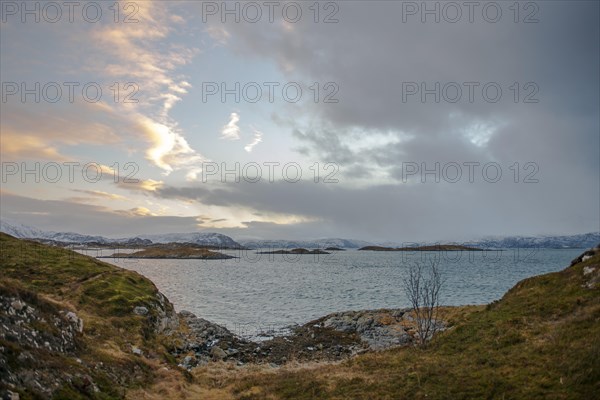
[0, 219, 240, 248]
[0, 219, 598, 249]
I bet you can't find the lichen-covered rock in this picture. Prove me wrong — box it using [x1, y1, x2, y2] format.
[210, 346, 227, 360]
[133, 306, 149, 316]
[151, 292, 179, 334]
[0, 293, 84, 398]
[65, 311, 83, 333]
[320, 309, 415, 350]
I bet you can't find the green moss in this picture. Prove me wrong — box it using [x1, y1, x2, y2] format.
[0, 233, 180, 399]
[0, 233, 166, 338]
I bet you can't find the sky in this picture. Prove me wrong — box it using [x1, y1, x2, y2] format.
[0, 0, 598, 242]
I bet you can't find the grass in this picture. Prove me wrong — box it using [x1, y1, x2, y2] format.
[0, 233, 181, 399]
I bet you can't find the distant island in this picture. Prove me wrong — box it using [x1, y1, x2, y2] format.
[359, 244, 484, 251]
[325, 247, 345, 251]
[256, 248, 331, 255]
[100, 246, 235, 260]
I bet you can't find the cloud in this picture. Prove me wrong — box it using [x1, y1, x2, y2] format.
[185, 168, 203, 182]
[88, 1, 205, 175]
[244, 129, 263, 152]
[116, 178, 164, 193]
[136, 117, 204, 174]
[221, 112, 241, 140]
[116, 207, 157, 217]
[151, 175, 599, 242]
[1, 1, 597, 241]
[70, 190, 127, 201]
[216, 2, 598, 171]
[0, 101, 123, 161]
[196, 1, 599, 236]
[0, 130, 67, 161]
[1, 2, 205, 177]
[205, 25, 230, 45]
[0, 192, 201, 237]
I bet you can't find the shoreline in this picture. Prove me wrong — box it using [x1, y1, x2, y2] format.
[169, 305, 483, 370]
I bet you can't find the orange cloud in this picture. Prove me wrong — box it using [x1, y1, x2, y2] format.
[87, 1, 204, 175]
[0, 130, 67, 161]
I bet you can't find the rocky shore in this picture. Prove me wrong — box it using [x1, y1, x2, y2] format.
[169, 307, 435, 370]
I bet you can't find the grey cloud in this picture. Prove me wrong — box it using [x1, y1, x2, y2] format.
[214, 2, 598, 161]
[154, 177, 598, 242]
[0, 193, 202, 238]
[193, 0, 599, 236]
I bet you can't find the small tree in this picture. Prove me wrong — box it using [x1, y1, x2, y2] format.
[402, 261, 443, 347]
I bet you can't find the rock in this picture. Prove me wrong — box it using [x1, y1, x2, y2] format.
[132, 346, 143, 356]
[403, 314, 415, 322]
[179, 355, 196, 370]
[133, 306, 149, 316]
[356, 316, 374, 333]
[152, 293, 179, 334]
[210, 346, 227, 360]
[65, 311, 84, 333]
[4, 390, 20, 400]
[323, 315, 355, 333]
[570, 248, 598, 266]
[10, 300, 24, 312]
[17, 351, 33, 363]
[226, 348, 239, 356]
[582, 265, 600, 289]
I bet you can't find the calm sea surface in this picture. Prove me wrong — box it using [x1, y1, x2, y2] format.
[89, 248, 581, 337]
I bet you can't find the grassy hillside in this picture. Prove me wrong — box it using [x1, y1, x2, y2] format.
[0, 233, 184, 399]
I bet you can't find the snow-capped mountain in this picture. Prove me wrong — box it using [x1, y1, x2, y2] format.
[377, 234, 599, 250]
[239, 234, 599, 250]
[0, 219, 241, 248]
[139, 232, 241, 248]
[472, 232, 600, 249]
[0, 219, 46, 239]
[0, 219, 114, 244]
[1, 218, 597, 249]
[237, 238, 374, 249]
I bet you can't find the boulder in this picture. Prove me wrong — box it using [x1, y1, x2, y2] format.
[65, 311, 84, 333]
[210, 346, 227, 360]
[133, 306, 149, 316]
[10, 300, 24, 312]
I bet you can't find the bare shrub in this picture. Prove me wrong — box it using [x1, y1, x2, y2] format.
[402, 261, 443, 347]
